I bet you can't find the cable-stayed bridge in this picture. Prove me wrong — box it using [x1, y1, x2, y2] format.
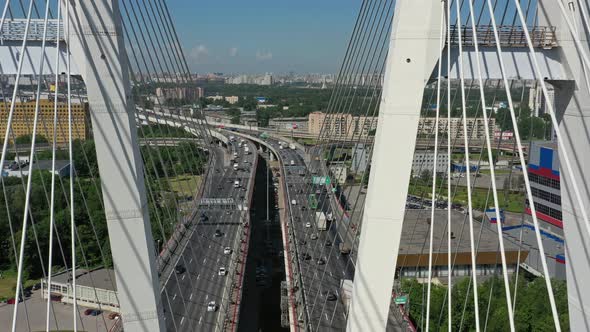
[1, 1, 590, 332]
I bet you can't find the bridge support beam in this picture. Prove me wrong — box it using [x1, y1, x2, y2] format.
[64, 1, 165, 331]
[347, 1, 443, 331]
[539, 1, 590, 330]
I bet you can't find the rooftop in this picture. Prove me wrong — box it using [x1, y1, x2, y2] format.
[398, 209, 526, 267]
[51, 268, 117, 291]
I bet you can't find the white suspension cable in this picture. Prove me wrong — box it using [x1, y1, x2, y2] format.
[46, 0, 62, 330]
[486, 0, 561, 330]
[466, 0, 516, 330]
[64, 0, 77, 330]
[7, 1, 36, 330]
[446, 1, 452, 329]
[456, 3, 481, 331]
[425, 3, 446, 330]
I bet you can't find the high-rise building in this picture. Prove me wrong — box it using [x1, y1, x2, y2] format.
[0, 98, 88, 145]
[526, 141, 562, 229]
[418, 117, 498, 140]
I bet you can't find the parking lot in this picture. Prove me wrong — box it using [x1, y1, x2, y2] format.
[0, 289, 118, 331]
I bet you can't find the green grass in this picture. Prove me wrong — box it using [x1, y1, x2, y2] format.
[409, 182, 525, 213]
[165, 175, 202, 198]
[0, 270, 38, 301]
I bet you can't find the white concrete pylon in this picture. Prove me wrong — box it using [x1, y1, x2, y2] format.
[62, 1, 165, 331]
[346, 1, 443, 331]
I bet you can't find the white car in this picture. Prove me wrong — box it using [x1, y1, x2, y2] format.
[218, 267, 227, 276]
[207, 301, 217, 312]
[291, 200, 297, 205]
[305, 222, 312, 228]
[224, 247, 232, 255]
[310, 233, 318, 240]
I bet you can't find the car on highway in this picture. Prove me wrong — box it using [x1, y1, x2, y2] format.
[214, 229, 223, 237]
[291, 199, 297, 205]
[175, 265, 186, 274]
[218, 267, 227, 276]
[310, 233, 318, 240]
[325, 291, 337, 301]
[302, 253, 312, 260]
[234, 180, 240, 188]
[316, 258, 326, 265]
[325, 240, 332, 247]
[290, 160, 295, 166]
[305, 222, 311, 228]
[224, 247, 232, 255]
[207, 301, 217, 312]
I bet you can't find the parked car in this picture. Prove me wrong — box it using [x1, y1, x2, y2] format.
[84, 308, 94, 316]
[108, 312, 121, 320]
[224, 247, 232, 255]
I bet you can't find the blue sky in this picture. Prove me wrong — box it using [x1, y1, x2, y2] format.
[169, 0, 361, 74]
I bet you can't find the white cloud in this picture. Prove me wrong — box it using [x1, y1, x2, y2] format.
[189, 44, 209, 63]
[256, 50, 273, 61]
[229, 47, 238, 57]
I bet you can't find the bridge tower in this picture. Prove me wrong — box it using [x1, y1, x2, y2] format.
[348, 0, 590, 331]
[64, 1, 165, 331]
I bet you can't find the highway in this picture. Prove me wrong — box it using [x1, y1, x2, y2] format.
[259, 137, 353, 331]
[160, 138, 257, 331]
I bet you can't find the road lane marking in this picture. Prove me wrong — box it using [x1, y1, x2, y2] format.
[189, 258, 193, 263]
[190, 293, 193, 300]
[199, 316, 203, 324]
[205, 294, 208, 300]
[203, 258, 207, 264]
[180, 317, 185, 325]
[197, 274, 200, 280]
[182, 275, 185, 280]
[173, 293, 177, 301]
[325, 313, 329, 321]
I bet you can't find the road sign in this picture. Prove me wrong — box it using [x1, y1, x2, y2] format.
[394, 295, 408, 305]
[312, 176, 331, 185]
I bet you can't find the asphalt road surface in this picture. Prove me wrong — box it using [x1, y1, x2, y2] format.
[161, 139, 256, 331]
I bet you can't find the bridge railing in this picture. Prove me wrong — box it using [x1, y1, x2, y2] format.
[448, 24, 557, 49]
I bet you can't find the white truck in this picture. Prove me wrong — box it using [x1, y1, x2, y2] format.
[289, 143, 296, 150]
[340, 279, 353, 314]
[316, 212, 327, 231]
[234, 180, 240, 188]
[244, 146, 250, 155]
[233, 163, 239, 171]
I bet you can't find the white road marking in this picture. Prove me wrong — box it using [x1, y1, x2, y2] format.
[205, 294, 208, 300]
[199, 316, 203, 324]
[203, 258, 207, 264]
[189, 258, 193, 263]
[182, 275, 185, 280]
[325, 313, 329, 321]
[197, 274, 201, 280]
[217, 258, 219, 263]
[180, 317, 185, 325]
[190, 293, 193, 300]
[173, 293, 177, 301]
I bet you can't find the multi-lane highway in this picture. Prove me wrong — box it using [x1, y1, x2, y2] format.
[260, 138, 353, 331]
[160, 138, 256, 331]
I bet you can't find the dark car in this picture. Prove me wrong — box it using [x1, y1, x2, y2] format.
[326, 292, 337, 301]
[175, 265, 186, 274]
[316, 258, 326, 265]
[214, 229, 223, 237]
[84, 308, 94, 316]
[90, 309, 102, 316]
[303, 253, 312, 260]
[325, 240, 332, 247]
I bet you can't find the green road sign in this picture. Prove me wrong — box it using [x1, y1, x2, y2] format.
[312, 176, 331, 185]
[394, 295, 408, 305]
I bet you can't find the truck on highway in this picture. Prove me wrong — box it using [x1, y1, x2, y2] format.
[339, 242, 351, 255]
[340, 279, 353, 314]
[244, 146, 251, 154]
[316, 212, 327, 231]
[289, 143, 296, 150]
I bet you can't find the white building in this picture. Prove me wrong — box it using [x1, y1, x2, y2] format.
[42, 268, 120, 312]
[351, 143, 371, 174]
[412, 151, 449, 176]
